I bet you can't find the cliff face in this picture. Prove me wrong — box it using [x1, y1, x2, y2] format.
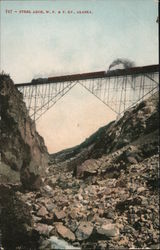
[0, 74, 49, 190]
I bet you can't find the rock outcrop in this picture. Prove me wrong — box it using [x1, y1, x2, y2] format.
[0, 184, 40, 249]
[0, 74, 49, 190]
[0, 74, 49, 249]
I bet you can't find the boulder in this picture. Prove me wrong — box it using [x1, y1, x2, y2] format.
[75, 159, 99, 179]
[55, 223, 75, 241]
[96, 223, 119, 237]
[37, 206, 48, 217]
[49, 236, 80, 249]
[75, 221, 94, 241]
[36, 223, 53, 236]
[54, 210, 66, 221]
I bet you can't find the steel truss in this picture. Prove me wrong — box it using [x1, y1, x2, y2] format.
[16, 67, 159, 121]
[79, 72, 159, 115]
[18, 81, 78, 121]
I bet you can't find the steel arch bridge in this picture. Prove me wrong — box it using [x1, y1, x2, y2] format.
[15, 64, 159, 121]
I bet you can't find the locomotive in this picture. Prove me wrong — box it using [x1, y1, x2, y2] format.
[31, 78, 48, 84]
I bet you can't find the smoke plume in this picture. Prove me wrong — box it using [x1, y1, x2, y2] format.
[108, 58, 136, 71]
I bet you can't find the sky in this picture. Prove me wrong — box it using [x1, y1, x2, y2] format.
[0, 0, 159, 153]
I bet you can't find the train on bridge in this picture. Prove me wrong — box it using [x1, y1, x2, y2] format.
[28, 64, 159, 86]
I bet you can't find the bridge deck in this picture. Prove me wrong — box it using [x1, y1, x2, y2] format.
[15, 64, 159, 87]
